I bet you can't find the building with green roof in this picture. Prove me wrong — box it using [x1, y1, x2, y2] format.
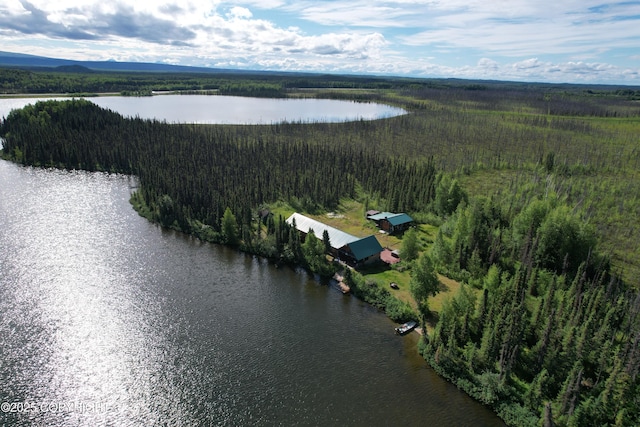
[286, 213, 383, 267]
[342, 235, 383, 267]
[367, 212, 414, 234]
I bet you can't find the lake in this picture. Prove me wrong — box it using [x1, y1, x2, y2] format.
[0, 95, 406, 124]
[0, 159, 504, 426]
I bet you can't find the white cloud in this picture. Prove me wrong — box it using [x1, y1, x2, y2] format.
[285, 1, 418, 27]
[402, 1, 640, 58]
[227, 6, 252, 19]
[513, 58, 543, 70]
[0, 0, 639, 84]
[477, 58, 499, 70]
[451, 58, 630, 84]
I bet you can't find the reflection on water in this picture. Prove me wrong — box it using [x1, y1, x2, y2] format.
[0, 95, 406, 125]
[0, 160, 503, 426]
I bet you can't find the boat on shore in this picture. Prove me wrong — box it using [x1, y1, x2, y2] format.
[390, 282, 399, 289]
[395, 320, 417, 335]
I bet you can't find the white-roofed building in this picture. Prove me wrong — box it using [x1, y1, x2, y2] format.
[286, 213, 383, 267]
[286, 213, 358, 250]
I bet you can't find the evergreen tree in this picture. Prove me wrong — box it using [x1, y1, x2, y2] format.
[525, 368, 549, 410]
[558, 361, 583, 417]
[322, 229, 332, 254]
[221, 207, 239, 246]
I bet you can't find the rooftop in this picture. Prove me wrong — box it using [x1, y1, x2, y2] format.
[367, 212, 413, 226]
[386, 213, 413, 226]
[286, 213, 359, 249]
[347, 235, 384, 261]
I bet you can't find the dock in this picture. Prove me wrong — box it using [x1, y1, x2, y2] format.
[334, 272, 351, 294]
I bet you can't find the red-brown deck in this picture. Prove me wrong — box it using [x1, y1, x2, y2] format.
[380, 248, 401, 265]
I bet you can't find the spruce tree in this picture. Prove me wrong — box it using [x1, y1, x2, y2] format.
[221, 207, 239, 246]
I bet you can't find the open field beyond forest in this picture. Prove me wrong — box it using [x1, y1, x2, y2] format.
[387, 90, 640, 286]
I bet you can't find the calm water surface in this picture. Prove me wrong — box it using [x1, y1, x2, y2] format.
[0, 160, 504, 426]
[0, 95, 406, 124]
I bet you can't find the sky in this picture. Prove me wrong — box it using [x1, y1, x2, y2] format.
[1, 0, 640, 85]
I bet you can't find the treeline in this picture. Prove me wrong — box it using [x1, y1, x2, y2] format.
[0, 68, 267, 94]
[420, 181, 639, 425]
[4, 67, 640, 105]
[0, 98, 436, 244]
[0, 68, 404, 96]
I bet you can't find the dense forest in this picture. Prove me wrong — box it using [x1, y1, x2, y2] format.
[2, 73, 640, 426]
[0, 98, 436, 258]
[3, 66, 640, 98]
[0, 67, 399, 96]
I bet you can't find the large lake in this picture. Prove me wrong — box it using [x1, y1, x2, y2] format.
[0, 95, 406, 124]
[0, 160, 504, 426]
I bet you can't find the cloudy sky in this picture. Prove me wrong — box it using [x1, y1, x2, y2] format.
[1, 0, 639, 85]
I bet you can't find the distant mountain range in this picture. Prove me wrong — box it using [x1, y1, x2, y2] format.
[2, 51, 638, 91]
[0, 51, 280, 75]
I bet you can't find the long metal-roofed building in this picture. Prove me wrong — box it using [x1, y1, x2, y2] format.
[286, 213, 383, 267]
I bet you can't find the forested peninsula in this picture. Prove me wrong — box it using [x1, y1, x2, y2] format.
[2, 73, 640, 426]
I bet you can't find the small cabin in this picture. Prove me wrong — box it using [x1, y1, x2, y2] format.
[367, 212, 414, 234]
